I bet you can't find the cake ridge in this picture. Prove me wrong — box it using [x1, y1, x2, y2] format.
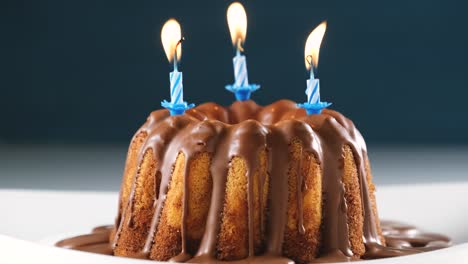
[112, 99, 384, 263]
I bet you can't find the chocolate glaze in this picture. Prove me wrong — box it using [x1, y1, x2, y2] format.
[56, 100, 452, 263]
[362, 221, 451, 259]
[56, 221, 451, 262]
[56, 226, 113, 255]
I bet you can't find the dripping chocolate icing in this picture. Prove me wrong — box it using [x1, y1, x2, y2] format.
[56, 100, 451, 263]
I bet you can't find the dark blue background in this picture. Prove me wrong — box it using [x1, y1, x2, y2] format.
[1, 0, 467, 144]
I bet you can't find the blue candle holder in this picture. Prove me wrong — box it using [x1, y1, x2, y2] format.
[297, 101, 332, 115]
[161, 100, 195, 116]
[225, 84, 260, 101]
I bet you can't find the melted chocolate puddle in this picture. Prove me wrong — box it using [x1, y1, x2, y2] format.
[55, 225, 113, 255]
[56, 221, 451, 263]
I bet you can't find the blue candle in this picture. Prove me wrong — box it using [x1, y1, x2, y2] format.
[225, 2, 259, 101]
[306, 78, 320, 104]
[233, 48, 249, 87]
[170, 65, 183, 104]
[160, 19, 194, 115]
[298, 21, 331, 115]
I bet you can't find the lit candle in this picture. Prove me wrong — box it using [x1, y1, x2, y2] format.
[160, 19, 194, 115]
[298, 21, 332, 115]
[225, 2, 260, 101]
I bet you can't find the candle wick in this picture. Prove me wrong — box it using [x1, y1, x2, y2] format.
[306, 55, 316, 79]
[173, 37, 185, 72]
[236, 39, 244, 57]
[309, 67, 315, 80]
[173, 57, 178, 72]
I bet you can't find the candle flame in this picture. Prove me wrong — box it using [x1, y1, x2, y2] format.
[227, 2, 247, 49]
[305, 21, 327, 71]
[161, 19, 182, 63]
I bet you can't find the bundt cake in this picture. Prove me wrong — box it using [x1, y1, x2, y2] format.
[110, 99, 385, 263]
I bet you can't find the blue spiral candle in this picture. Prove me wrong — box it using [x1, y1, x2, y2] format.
[233, 50, 249, 87]
[170, 69, 183, 104]
[306, 78, 320, 104]
[225, 2, 260, 101]
[160, 19, 194, 116]
[298, 21, 331, 115]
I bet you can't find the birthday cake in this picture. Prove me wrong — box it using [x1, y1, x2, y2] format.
[111, 98, 385, 263]
[57, 100, 451, 263]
